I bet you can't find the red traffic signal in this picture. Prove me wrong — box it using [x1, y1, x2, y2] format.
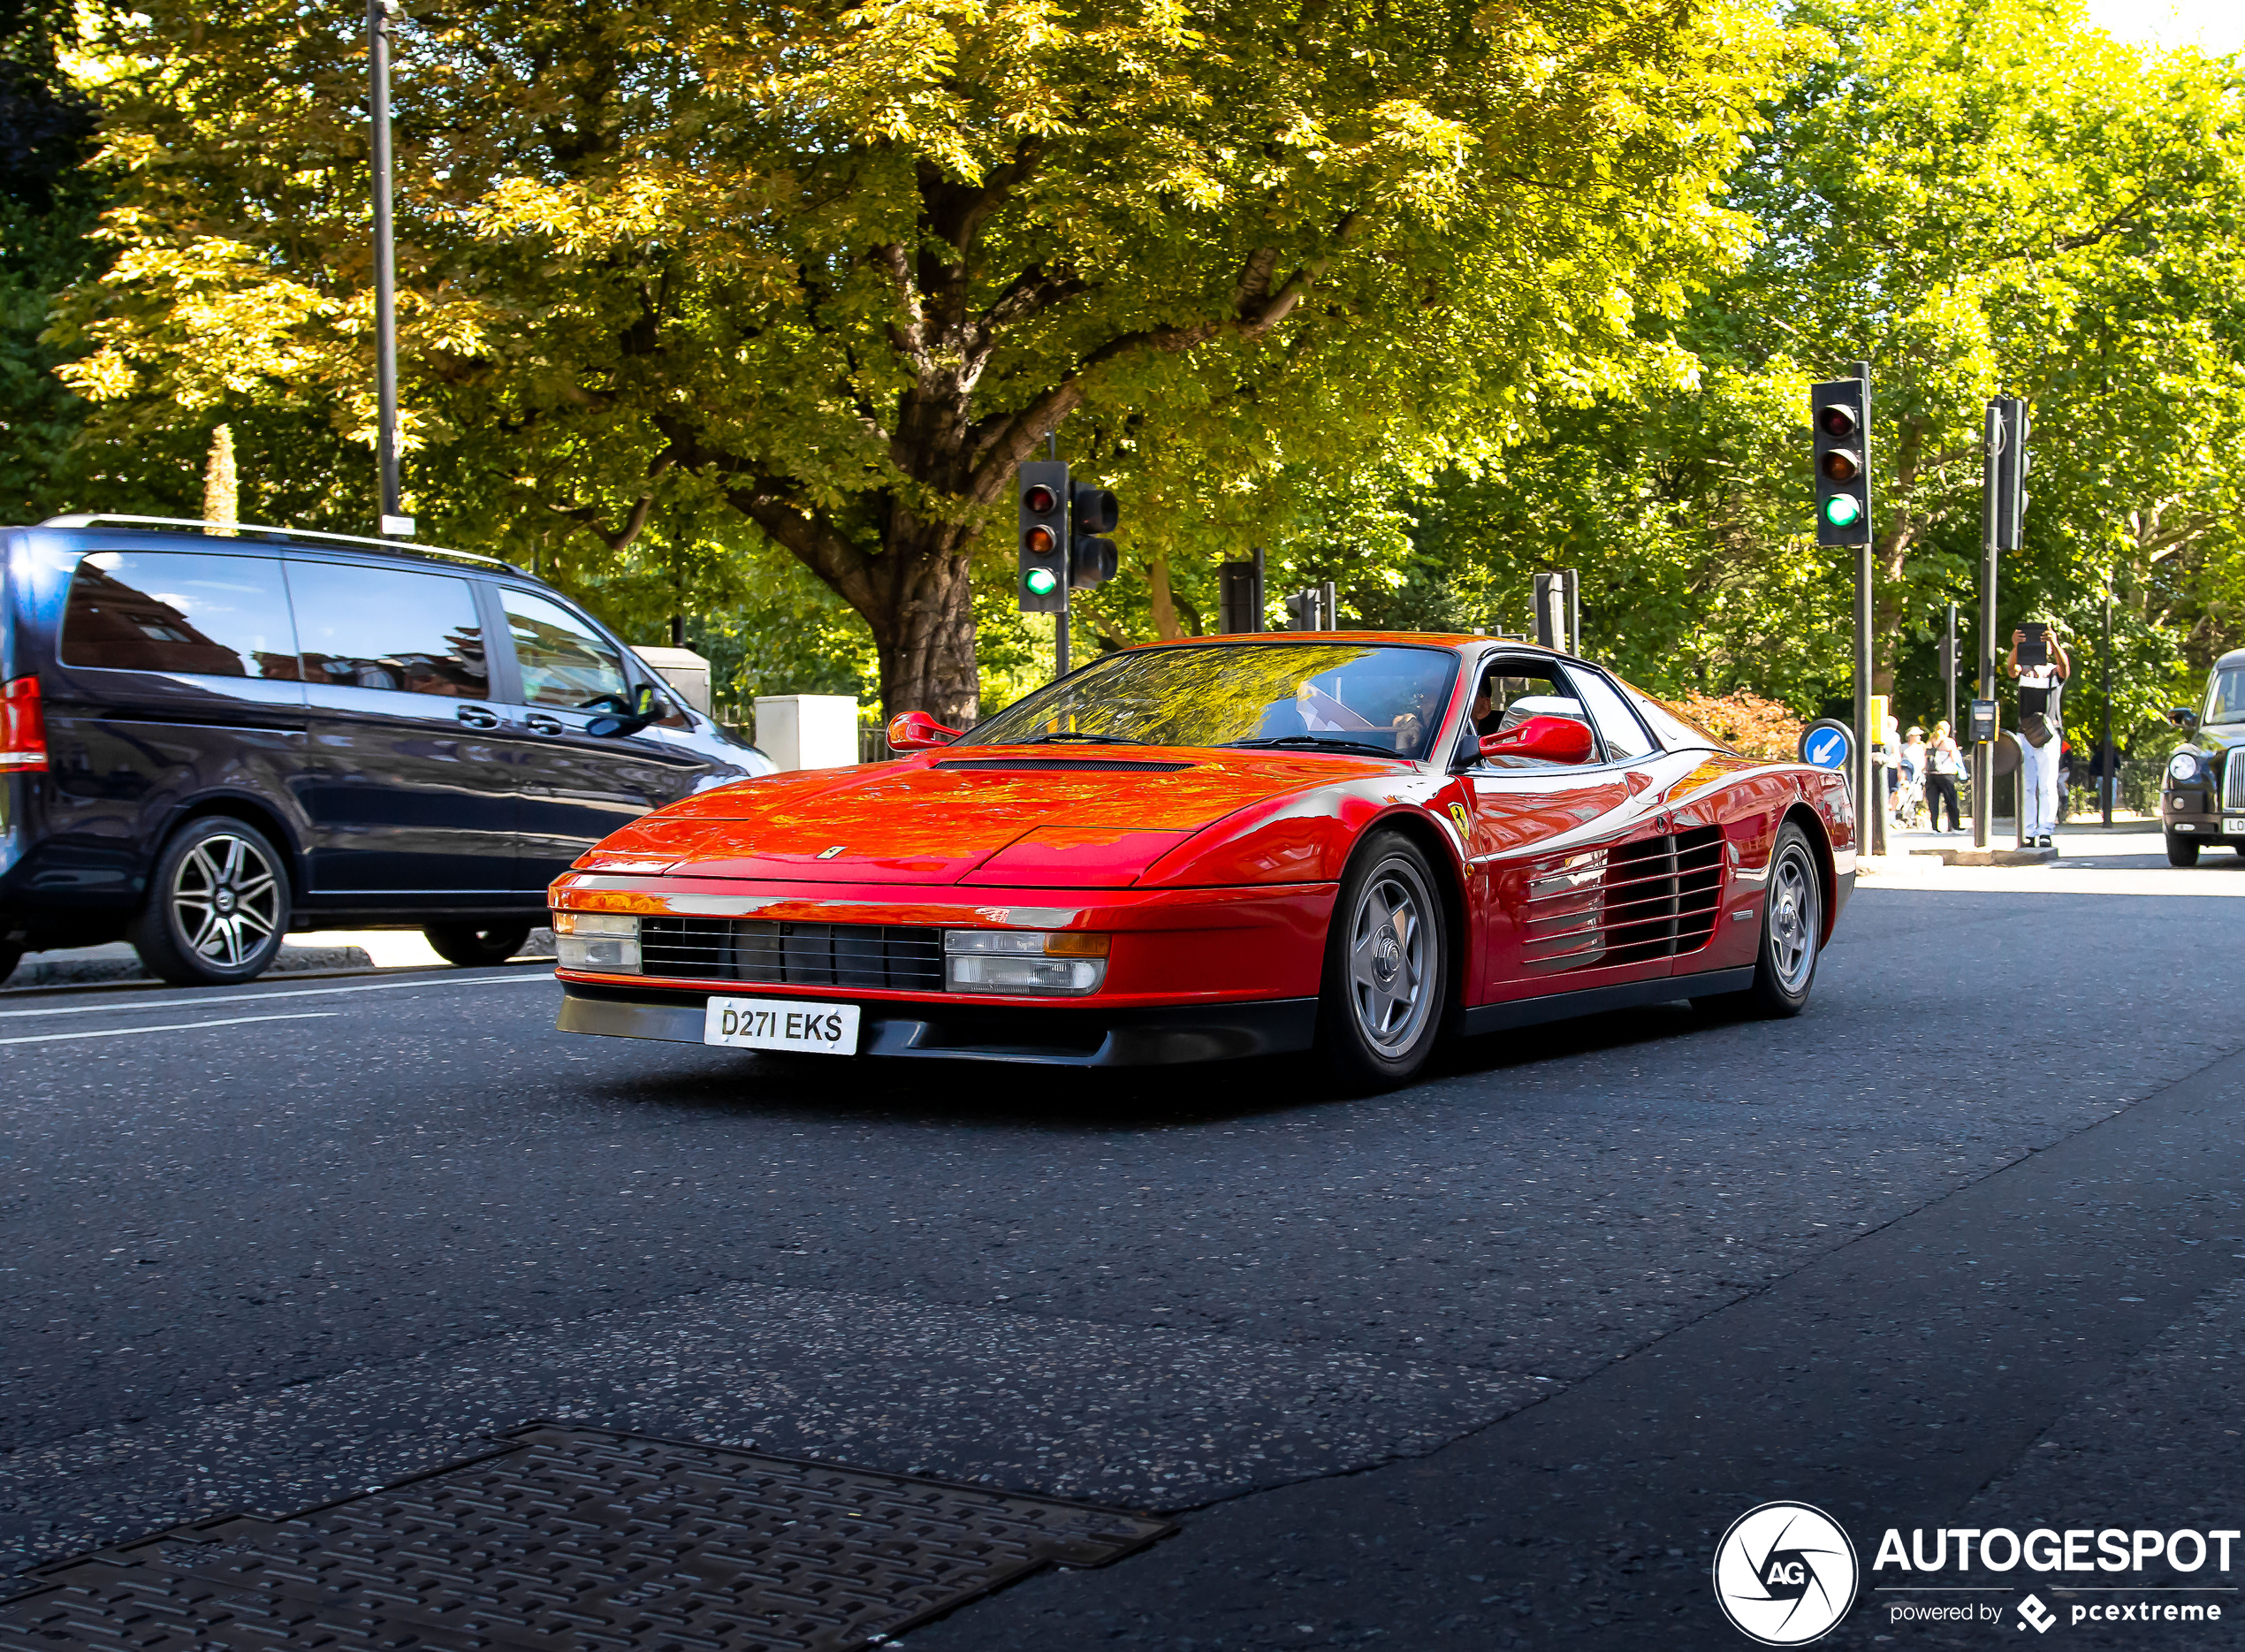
[1817, 403, 1859, 440]
[1023, 484, 1057, 514]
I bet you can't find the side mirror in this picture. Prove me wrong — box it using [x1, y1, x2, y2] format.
[585, 684, 662, 740]
[887, 710, 962, 751]
[1480, 715, 1595, 765]
[2170, 707, 2201, 732]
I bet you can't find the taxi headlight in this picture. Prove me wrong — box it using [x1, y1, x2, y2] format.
[552, 910, 641, 973]
[944, 930, 1108, 994]
[2170, 750, 2204, 785]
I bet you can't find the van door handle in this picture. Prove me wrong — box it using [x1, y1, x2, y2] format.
[525, 714, 564, 735]
[456, 705, 499, 729]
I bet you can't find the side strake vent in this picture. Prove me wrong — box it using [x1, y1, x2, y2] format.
[935, 757, 1193, 773]
[1520, 826, 1724, 972]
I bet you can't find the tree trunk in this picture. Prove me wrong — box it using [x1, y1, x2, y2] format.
[1147, 553, 1183, 640]
[868, 537, 981, 727]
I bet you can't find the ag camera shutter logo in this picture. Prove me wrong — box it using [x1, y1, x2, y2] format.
[1713, 1501, 1860, 1644]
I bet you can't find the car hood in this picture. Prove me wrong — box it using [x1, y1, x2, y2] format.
[579, 747, 1402, 886]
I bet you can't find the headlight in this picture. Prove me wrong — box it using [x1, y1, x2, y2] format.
[552, 910, 641, 973]
[2170, 750, 2204, 785]
[944, 930, 1108, 994]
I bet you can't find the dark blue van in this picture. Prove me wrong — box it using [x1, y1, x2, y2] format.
[0, 515, 772, 986]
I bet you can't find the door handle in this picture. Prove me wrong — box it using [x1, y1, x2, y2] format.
[456, 705, 499, 729]
[525, 714, 564, 736]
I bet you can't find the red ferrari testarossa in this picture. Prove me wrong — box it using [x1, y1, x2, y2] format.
[550, 634, 1853, 1089]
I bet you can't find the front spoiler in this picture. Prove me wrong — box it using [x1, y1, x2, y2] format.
[558, 982, 1320, 1068]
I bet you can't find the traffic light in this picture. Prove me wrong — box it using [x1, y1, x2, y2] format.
[1993, 395, 2031, 550]
[1017, 460, 1069, 613]
[1069, 483, 1119, 590]
[1811, 373, 1872, 547]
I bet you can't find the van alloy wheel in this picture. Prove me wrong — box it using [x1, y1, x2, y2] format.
[171, 831, 282, 969]
[131, 817, 293, 986]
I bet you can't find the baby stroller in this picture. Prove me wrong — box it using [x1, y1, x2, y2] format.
[1892, 757, 1926, 831]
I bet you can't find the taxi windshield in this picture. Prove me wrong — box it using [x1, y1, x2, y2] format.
[961, 643, 1460, 759]
[2205, 666, 2245, 727]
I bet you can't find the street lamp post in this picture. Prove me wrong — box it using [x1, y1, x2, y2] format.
[369, 0, 410, 538]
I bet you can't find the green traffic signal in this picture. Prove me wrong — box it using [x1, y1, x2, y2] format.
[1823, 494, 1862, 528]
[1024, 567, 1059, 596]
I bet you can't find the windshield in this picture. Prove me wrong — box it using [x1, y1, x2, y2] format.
[962, 643, 1460, 759]
[2206, 666, 2245, 727]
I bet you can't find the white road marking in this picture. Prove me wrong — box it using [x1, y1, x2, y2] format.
[0, 970, 553, 1020]
[0, 1012, 341, 1047]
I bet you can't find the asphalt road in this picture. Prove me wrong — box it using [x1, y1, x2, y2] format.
[4, 829, 2245, 1648]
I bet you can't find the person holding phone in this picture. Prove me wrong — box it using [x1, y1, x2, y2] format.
[2007, 618, 2071, 849]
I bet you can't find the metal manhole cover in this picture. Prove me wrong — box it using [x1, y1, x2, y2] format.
[0, 1424, 1173, 1650]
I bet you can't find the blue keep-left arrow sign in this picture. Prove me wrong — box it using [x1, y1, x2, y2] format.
[1802, 727, 1851, 770]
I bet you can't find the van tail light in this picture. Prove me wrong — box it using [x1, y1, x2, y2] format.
[0, 675, 48, 771]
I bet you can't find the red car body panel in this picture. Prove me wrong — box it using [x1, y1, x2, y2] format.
[550, 634, 1855, 1065]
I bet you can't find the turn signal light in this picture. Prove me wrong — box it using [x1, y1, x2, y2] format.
[0, 675, 47, 771]
[552, 910, 641, 973]
[943, 929, 1109, 993]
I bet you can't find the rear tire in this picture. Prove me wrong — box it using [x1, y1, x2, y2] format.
[2167, 831, 2202, 867]
[422, 921, 535, 967]
[130, 817, 292, 986]
[1314, 832, 1449, 1092]
[1695, 822, 1823, 1019]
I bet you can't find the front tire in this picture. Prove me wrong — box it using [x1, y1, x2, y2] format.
[1314, 832, 1448, 1092]
[1697, 822, 1823, 1019]
[422, 921, 535, 967]
[2167, 831, 2202, 867]
[130, 817, 292, 986]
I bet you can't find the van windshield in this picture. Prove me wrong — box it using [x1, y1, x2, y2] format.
[2204, 666, 2245, 727]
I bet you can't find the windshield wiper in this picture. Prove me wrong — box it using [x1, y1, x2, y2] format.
[1224, 735, 1403, 759]
[1017, 730, 1143, 745]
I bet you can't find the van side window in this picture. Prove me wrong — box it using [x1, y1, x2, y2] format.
[286, 562, 490, 697]
[500, 590, 630, 709]
[61, 552, 299, 679]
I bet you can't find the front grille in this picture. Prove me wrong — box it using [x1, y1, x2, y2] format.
[2225, 754, 2244, 811]
[639, 917, 944, 990]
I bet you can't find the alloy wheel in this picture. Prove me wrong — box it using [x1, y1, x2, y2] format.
[1346, 860, 1436, 1058]
[171, 831, 282, 969]
[1768, 844, 1819, 994]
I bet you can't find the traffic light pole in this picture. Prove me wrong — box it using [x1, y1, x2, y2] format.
[369, 0, 406, 537]
[1847, 362, 1876, 857]
[1973, 402, 2002, 849]
[2102, 575, 2114, 828]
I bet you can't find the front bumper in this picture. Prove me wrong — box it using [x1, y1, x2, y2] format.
[558, 981, 1320, 1068]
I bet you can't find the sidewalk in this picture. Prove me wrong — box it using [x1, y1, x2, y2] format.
[1862, 822, 2245, 895]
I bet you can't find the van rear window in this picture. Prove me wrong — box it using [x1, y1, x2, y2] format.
[61, 552, 300, 678]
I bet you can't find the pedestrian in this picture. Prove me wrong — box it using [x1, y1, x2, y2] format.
[1926, 719, 1962, 833]
[1899, 725, 1927, 828]
[2006, 619, 2071, 849]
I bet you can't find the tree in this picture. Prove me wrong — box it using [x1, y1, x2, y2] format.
[58, 0, 1788, 719]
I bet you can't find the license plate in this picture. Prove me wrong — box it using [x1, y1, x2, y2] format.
[703, 995, 859, 1054]
[2227, 815, 2245, 834]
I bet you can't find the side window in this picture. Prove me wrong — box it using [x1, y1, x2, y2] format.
[1565, 667, 1658, 760]
[1624, 685, 1726, 752]
[61, 552, 298, 679]
[1463, 659, 1594, 766]
[287, 562, 490, 697]
[500, 590, 630, 709]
